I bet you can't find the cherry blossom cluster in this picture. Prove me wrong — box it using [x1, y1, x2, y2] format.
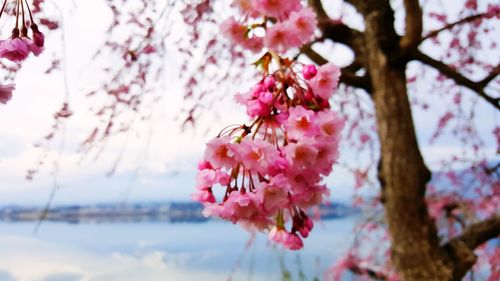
[0, 0, 45, 105]
[193, 54, 344, 250]
[221, 0, 317, 53]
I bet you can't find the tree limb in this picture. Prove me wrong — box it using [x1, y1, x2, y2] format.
[413, 51, 500, 110]
[400, 0, 423, 50]
[420, 13, 488, 43]
[345, 0, 401, 63]
[349, 264, 388, 281]
[449, 215, 500, 250]
[308, 0, 366, 61]
[479, 64, 500, 87]
[442, 215, 500, 280]
[300, 45, 372, 91]
[308, 0, 329, 20]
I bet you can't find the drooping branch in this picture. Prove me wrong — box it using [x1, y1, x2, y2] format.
[300, 45, 371, 92]
[420, 13, 489, 43]
[413, 51, 500, 110]
[400, 0, 423, 50]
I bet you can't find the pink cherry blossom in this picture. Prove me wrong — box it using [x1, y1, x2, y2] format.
[197, 61, 343, 250]
[196, 168, 230, 188]
[0, 38, 30, 62]
[141, 44, 156, 54]
[293, 210, 314, 238]
[266, 151, 289, 175]
[247, 99, 269, 117]
[235, 81, 274, 117]
[283, 106, 319, 140]
[242, 36, 264, 53]
[221, 17, 247, 46]
[302, 64, 317, 80]
[30, 24, 45, 47]
[288, 7, 317, 45]
[263, 76, 275, 89]
[220, 1, 318, 53]
[264, 22, 294, 53]
[223, 191, 272, 228]
[287, 170, 320, 193]
[285, 138, 319, 170]
[252, 0, 300, 19]
[256, 174, 290, 212]
[33, 31, 45, 48]
[198, 160, 213, 170]
[316, 110, 344, 139]
[314, 140, 339, 175]
[284, 232, 304, 250]
[231, 0, 260, 18]
[21, 37, 44, 57]
[293, 184, 329, 209]
[204, 136, 238, 169]
[309, 63, 341, 100]
[237, 138, 278, 174]
[0, 83, 15, 105]
[269, 226, 288, 244]
[191, 189, 216, 204]
[269, 226, 304, 250]
[486, 4, 500, 19]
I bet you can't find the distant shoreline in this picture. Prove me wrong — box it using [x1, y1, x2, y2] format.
[0, 201, 358, 224]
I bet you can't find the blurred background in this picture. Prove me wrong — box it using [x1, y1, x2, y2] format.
[0, 0, 498, 281]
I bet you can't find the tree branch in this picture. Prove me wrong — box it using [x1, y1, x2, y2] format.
[413, 50, 500, 110]
[300, 45, 371, 92]
[308, 0, 366, 62]
[450, 215, 500, 250]
[349, 264, 388, 281]
[345, 0, 401, 62]
[442, 215, 500, 281]
[479, 64, 500, 87]
[400, 0, 423, 50]
[308, 0, 329, 20]
[420, 13, 488, 43]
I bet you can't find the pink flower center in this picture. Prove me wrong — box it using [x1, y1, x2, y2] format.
[216, 146, 230, 159]
[296, 117, 310, 129]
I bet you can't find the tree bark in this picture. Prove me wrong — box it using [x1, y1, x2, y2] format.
[360, 2, 454, 280]
[367, 36, 453, 281]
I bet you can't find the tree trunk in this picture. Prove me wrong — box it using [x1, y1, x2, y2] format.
[363, 7, 455, 281]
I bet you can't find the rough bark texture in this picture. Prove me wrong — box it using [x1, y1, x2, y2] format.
[360, 3, 454, 280]
[306, 1, 500, 280]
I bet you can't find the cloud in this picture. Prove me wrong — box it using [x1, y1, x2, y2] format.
[0, 234, 250, 281]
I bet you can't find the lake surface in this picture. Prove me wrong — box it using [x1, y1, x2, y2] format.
[0, 217, 356, 281]
[0, 217, 357, 281]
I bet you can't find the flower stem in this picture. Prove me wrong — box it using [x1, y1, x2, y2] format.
[0, 0, 8, 19]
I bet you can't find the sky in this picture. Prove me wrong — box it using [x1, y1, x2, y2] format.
[0, 0, 498, 206]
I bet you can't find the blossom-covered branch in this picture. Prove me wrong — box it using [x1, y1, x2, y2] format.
[413, 50, 500, 110]
[0, 0, 45, 105]
[194, 0, 345, 250]
[419, 9, 499, 43]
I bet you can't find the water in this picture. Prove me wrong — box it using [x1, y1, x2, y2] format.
[0, 218, 357, 281]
